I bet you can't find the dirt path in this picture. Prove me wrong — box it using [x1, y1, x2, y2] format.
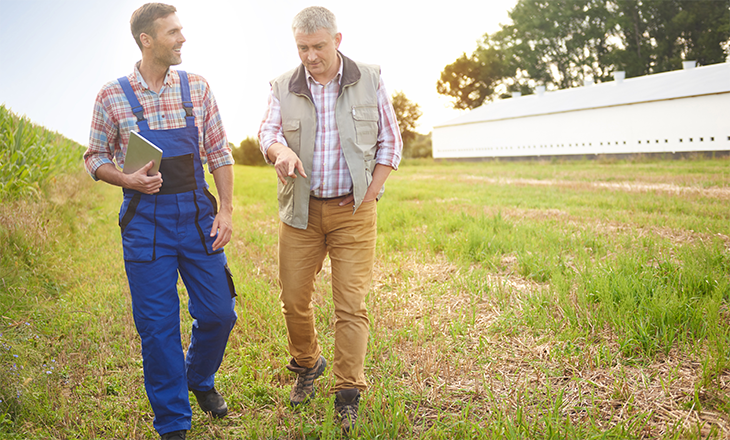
[459, 175, 730, 199]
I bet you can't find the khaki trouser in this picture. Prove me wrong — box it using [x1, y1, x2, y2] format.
[278, 196, 377, 392]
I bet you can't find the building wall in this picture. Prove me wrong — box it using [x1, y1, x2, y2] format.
[433, 92, 730, 159]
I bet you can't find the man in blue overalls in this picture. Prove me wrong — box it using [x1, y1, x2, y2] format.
[83, 4, 236, 440]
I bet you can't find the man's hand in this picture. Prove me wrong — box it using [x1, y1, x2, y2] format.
[338, 164, 393, 206]
[210, 164, 234, 251]
[211, 208, 232, 251]
[125, 161, 163, 194]
[268, 143, 307, 185]
[337, 191, 376, 207]
[95, 161, 162, 194]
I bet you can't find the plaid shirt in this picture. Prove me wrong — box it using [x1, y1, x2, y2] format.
[84, 63, 232, 180]
[258, 57, 402, 198]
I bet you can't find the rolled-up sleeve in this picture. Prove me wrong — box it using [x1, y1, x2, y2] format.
[375, 77, 403, 170]
[84, 89, 118, 180]
[200, 80, 233, 172]
[258, 88, 288, 165]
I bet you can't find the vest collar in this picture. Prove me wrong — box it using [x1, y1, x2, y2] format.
[289, 51, 361, 100]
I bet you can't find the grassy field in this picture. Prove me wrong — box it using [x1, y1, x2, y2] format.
[1, 157, 729, 439]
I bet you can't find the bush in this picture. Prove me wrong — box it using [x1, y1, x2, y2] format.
[403, 132, 432, 159]
[232, 137, 267, 166]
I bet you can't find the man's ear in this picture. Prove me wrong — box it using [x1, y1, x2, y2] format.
[140, 32, 153, 48]
[334, 32, 342, 49]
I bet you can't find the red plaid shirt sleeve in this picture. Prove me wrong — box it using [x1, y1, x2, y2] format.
[86, 83, 121, 179]
[257, 90, 287, 165]
[195, 74, 232, 172]
[375, 76, 403, 170]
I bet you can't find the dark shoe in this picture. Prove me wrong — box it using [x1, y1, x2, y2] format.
[160, 430, 186, 440]
[190, 387, 228, 418]
[334, 388, 360, 434]
[286, 355, 327, 407]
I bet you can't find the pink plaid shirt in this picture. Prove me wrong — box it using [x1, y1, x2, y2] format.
[85, 63, 232, 180]
[258, 57, 402, 198]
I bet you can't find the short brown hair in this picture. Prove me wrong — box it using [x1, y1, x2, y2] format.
[130, 3, 177, 50]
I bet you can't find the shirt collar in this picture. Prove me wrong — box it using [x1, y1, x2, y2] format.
[133, 61, 173, 90]
[305, 53, 343, 86]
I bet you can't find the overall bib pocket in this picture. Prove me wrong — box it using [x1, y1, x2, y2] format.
[158, 154, 197, 195]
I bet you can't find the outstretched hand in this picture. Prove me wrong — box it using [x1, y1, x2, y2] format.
[273, 146, 307, 185]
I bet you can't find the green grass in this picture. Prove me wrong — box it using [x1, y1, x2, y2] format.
[1, 156, 729, 439]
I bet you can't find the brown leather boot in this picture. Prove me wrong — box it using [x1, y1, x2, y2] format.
[286, 355, 327, 407]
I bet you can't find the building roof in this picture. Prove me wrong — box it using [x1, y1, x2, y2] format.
[435, 62, 730, 128]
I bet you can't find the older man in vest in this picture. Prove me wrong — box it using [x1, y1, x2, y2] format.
[258, 6, 402, 433]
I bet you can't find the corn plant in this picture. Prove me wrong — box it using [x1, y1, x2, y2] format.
[0, 105, 82, 200]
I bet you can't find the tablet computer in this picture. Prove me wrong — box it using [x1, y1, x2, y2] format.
[123, 131, 163, 175]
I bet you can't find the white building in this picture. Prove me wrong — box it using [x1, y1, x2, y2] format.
[432, 62, 730, 160]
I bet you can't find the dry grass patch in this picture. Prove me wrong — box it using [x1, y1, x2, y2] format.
[456, 175, 730, 200]
[497, 206, 730, 249]
[368, 251, 730, 438]
[406, 171, 730, 199]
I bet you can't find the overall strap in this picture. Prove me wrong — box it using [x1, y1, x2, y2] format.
[117, 76, 150, 131]
[177, 71, 195, 127]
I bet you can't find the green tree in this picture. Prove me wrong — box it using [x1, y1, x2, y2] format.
[606, 1, 652, 76]
[436, 35, 509, 110]
[437, 0, 730, 110]
[390, 91, 432, 158]
[609, 1, 730, 75]
[406, 132, 432, 159]
[504, 0, 612, 89]
[232, 137, 267, 166]
[649, 0, 728, 70]
[390, 90, 423, 153]
[678, 0, 730, 66]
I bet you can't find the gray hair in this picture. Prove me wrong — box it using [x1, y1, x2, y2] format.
[292, 6, 337, 36]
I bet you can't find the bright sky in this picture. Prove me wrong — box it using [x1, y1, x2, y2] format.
[0, 0, 516, 146]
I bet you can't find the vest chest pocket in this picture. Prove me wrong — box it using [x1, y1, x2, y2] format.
[283, 120, 301, 153]
[352, 106, 379, 147]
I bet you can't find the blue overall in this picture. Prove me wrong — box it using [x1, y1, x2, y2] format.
[117, 71, 237, 435]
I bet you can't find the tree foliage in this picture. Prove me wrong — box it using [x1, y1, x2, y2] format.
[504, 0, 613, 89]
[232, 137, 267, 166]
[438, 0, 730, 110]
[390, 91, 432, 158]
[391, 90, 422, 149]
[436, 36, 509, 110]
[405, 132, 433, 159]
